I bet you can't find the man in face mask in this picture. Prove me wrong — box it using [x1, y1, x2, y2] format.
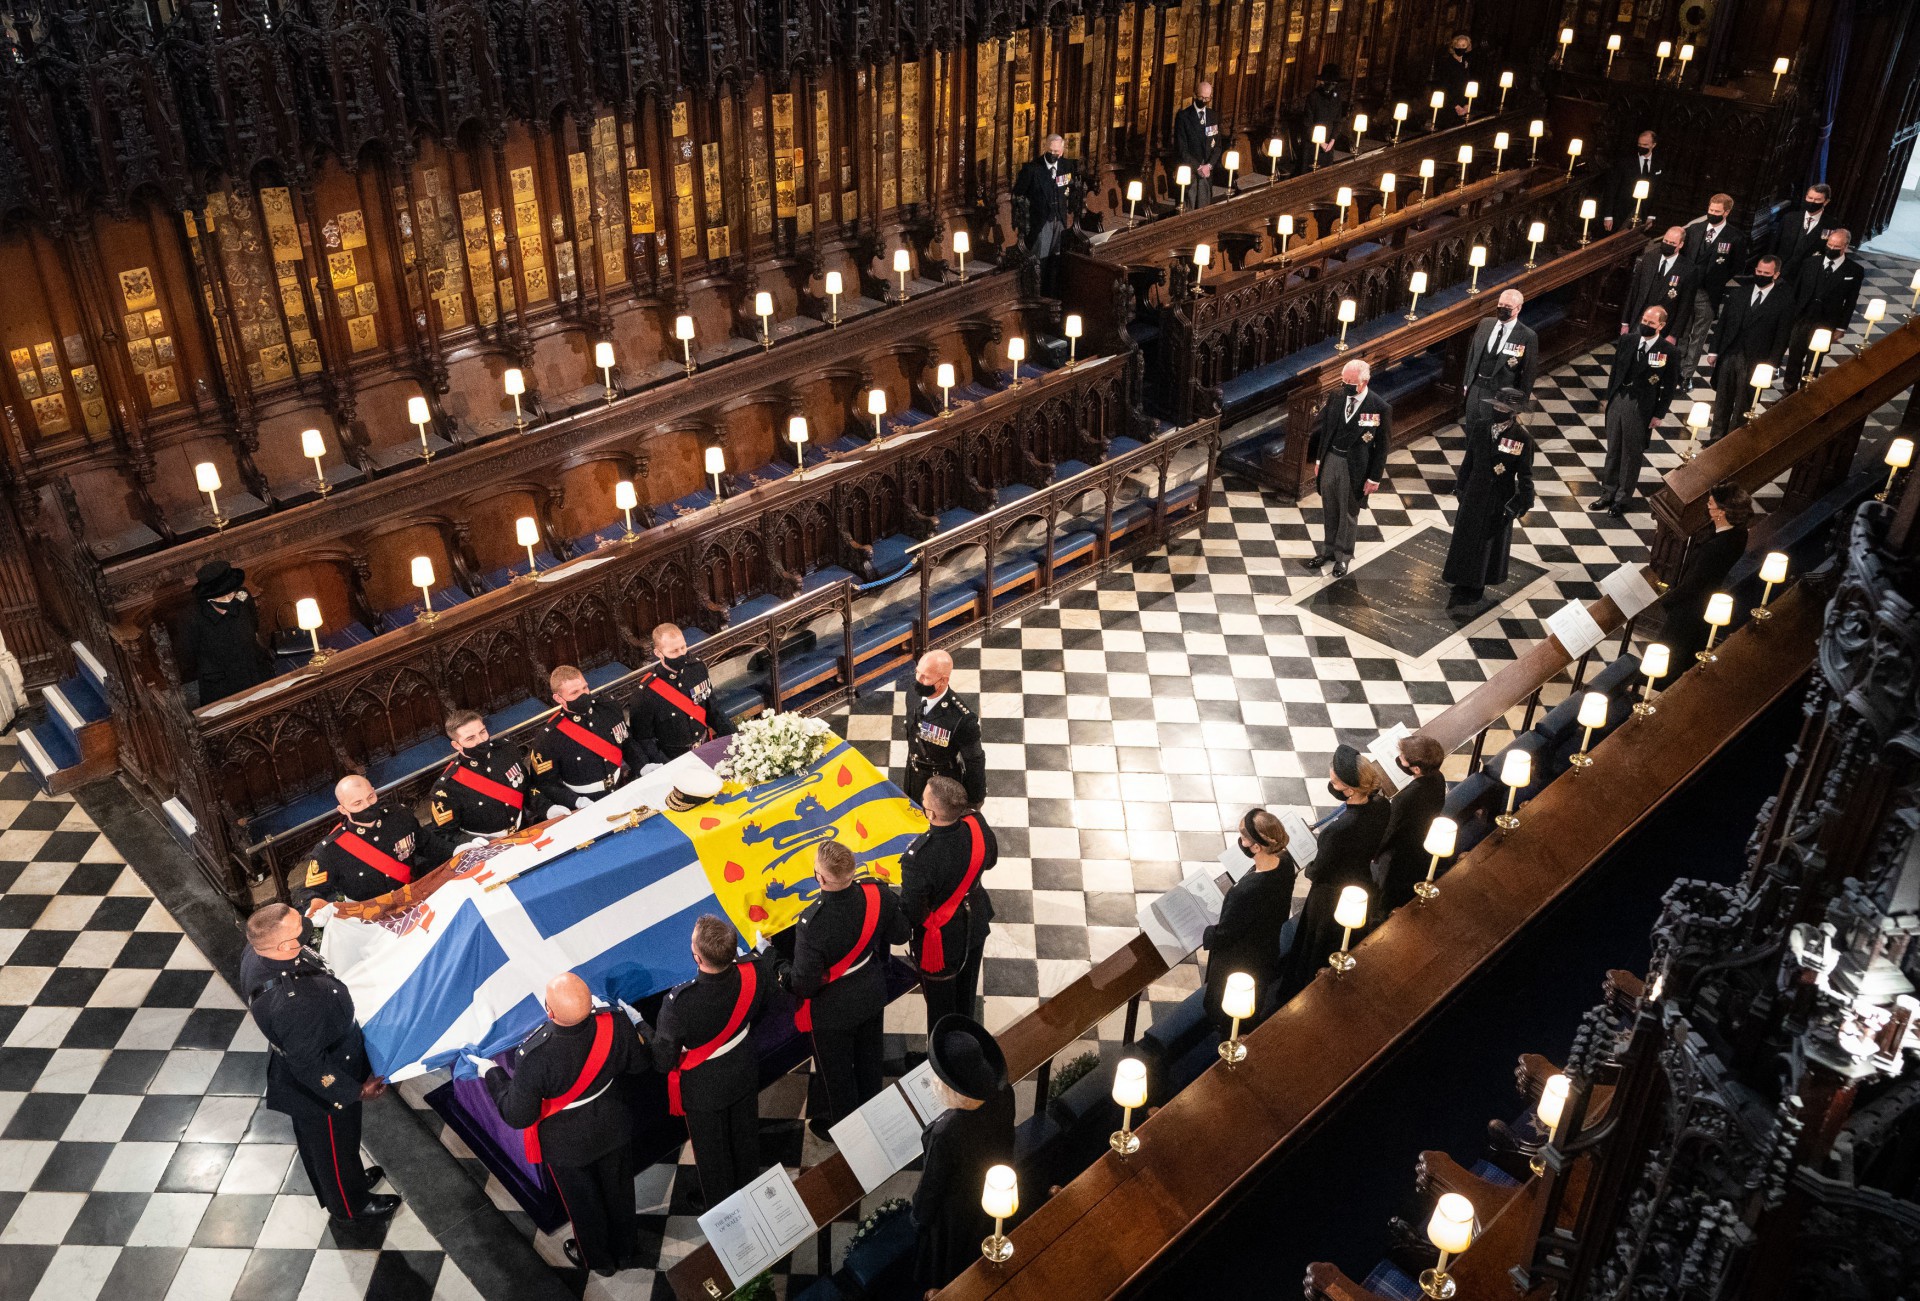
[1603, 130, 1661, 232]
[1772, 184, 1834, 286]
[624, 621, 735, 772]
[1173, 81, 1222, 207]
[1437, 34, 1476, 120]
[184, 559, 271, 706]
[294, 774, 431, 911]
[1622, 225, 1699, 348]
[1678, 194, 1747, 376]
[1596, 306, 1680, 515]
[1702, 255, 1792, 440]
[1782, 226, 1865, 392]
[1455, 288, 1540, 492]
[421, 709, 533, 862]
[1305, 358, 1392, 577]
[903, 649, 987, 807]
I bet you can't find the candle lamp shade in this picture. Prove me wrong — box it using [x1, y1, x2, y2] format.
[194, 461, 222, 493]
[754, 292, 773, 318]
[301, 427, 326, 459]
[674, 314, 696, 341]
[1679, 43, 1694, 62]
[1527, 220, 1546, 243]
[594, 342, 616, 371]
[892, 248, 910, 273]
[1632, 178, 1650, 201]
[1337, 298, 1357, 324]
[1423, 816, 1457, 858]
[1499, 70, 1514, 90]
[1687, 401, 1710, 431]
[514, 516, 540, 548]
[1112, 1058, 1148, 1109]
[1457, 144, 1473, 165]
[1890, 437, 1916, 469]
[1705, 593, 1734, 627]
[1577, 691, 1609, 730]
[1657, 40, 1672, 58]
[1193, 241, 1212, 268]
[1752, 362, 1775, 388]
[407, 395, 430, 425]
[1419, 159, 1435, 179]
[1311, 125, 1326, 146]
[1175, 164, 1192, 187]
[1530, 119, 1546, 139]
[1580, 199, 1597, 220]
[1333, 885, 1369, 931]
[868, 388, 888, 417]
[1643, 643, 1671, 681]
[1759, 552, 1790, 586]
[1351, 116, 1367, 139]
[824, 270, 843, 296]
[1277, 214, 1295, 236]
[1264, 140, 1282, 162]
[1608, 35, 1623, 52]
[1469, 246, 1486, 268]
[1381, 173, 1396, 195]
[1221, 971, 1257, 1021]
[296, 598, 323, 631]
[1501, 748, 1532, 789]
[614, 480, 637, 512]
[1064, 314, 1083, 338]
[789, 416, 809, 445]
[410, 556, 436, 589]
[1222, 149, 1240, 173]
[1334, 187, 1351, 210]
[1810, 328, 1833, 354]
[1495, 131, 1510, 152]
[1393, 103, 1408, 122]
[1538, 1073, 1571, 1132]
[504, 367, 527, 396]
[1428, 1194, 1475, 1256]
[1008, 337, 1026, 363]
[1429, 90, 1445, 110]
[981, 1165, 1018, 1219]
[704, 446, 726, 475]
[953, 230, 970, 256]
[1774, 56, 1790, 75]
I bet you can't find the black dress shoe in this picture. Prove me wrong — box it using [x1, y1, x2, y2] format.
[1303, 552, 1329, 570]
[333, 1192, 401, 1225]
[1606, 503, 1626, 518]
[1331, 559, 1350, 577]
[563, 1238, 616, 1275]
[1589, 495, 1614, 513]
[362, 1165, 383, 1188]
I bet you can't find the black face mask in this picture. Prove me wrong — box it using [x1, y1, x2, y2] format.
[663, 653, 688, 671]
[1804, 199, 1826, 212]
[1495, 304, 1515, 322]
[1396, 756, 1415, 776]
[914, 680, 938, 697]
[1753, 273, 1775, 286]
[1640, 148, 1654, 158]
[1662, 244, 1682, 258]
[1452, 49, 1469, 60]
[1327, 780, 1347, 801]
[1237, 838, 1257, 859]
[1342, 382, 1360, 397]
[299, 916, 316, 950]
[1640, 323, 1660, 339]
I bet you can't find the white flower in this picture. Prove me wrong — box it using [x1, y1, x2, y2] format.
[717, 711, 835, 786]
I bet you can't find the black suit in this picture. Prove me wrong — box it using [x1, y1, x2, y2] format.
[1434, 52, 1478, 118]
[1622, 245, 1701, 343]
[781, 879, 909, 1127]
[1372, 770, 1449, 915]
[899, 813, 997, 1028]
[487, 1011, 648, 1272]
[1600, 335, 1681, 504]
[1661, 526, 1749, 670]
[1772, 208, 1835, 285]
[1604, 150, 1665, 229]
[240, 947, 378, 1221]
[1678, 217, 1750, 374]
[1706, 278, 1793, 440]
[1783, 251, 1867, 391]
[648, 956, 773, 1204]
[1173, 101, 1224, 206]
[1457, 316, 1540, 487]
[1012, 154, 1081, 248]
[1308, 386, 1393, 563]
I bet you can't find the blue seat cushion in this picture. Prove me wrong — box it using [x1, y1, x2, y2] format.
[929, 583, 982, 623]
[995, 482, 1039, 508]
[479, 553, 560, 590]
[382, 585, 473, 631]
[1105, 435, 1146, 459]
[935, 506, 978, 532]
[364, 734, 454, 790]
[775, 650, 843, 698]
[1164, 480, 1203, 512]
[655, 488, 719, 523]
[583, 661, 632, 690]
[713, 684, 766, 721]
[1053, 459, 1092, 482]
[802, 565, 856, 593]
[734, 460, 793, 491]
[854, 618, 916, 662]
[987, 554, 1041, 592]
[728, 593, 784, 624]
[1046, 531, 1098, 566]
[1110, 500, 1155, 536]
[484, 695, 552, 734]
[245, 787, 338, 842]
[868, 533, 915, 576]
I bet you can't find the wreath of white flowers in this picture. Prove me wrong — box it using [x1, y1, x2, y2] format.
[715, 711, 834, 787]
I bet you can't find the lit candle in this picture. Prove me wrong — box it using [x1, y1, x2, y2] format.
[194, 461, 225, 528]
[1678, 44, 1694, 77]
[1631, 177, 1650, 223]
[674, 314, 696, 373]
[952, 229, 970, 281]
[1218, 972, 1256, 1065]
[1578, 198, 1598, 245]
[789, 415, 809, 475]
[1468, 244, 1487, 294]
[1749, 362, 1774, 418]
[1265, 137, 1283, 171]
[296, 597, 328, 664]
[1064, 313, 1082, 365]
[1698, 592, 1735, 663]
[1380, 173, 1396, 216]
[1566, 137, 1583, 176]
[936, 362, 956, 413]
[514, 515, 541, 579]
[1606, 33, 1622, 74]
[1415, 815, 1455, 899]
[1772, 56, 1791, 95]
[300, 426, 329, 494]
[1405, 268, 1428, 321]
[1559, 27, 1574, 63]
[1635, 642, 1671, 716]
[503, 366, 527, 427]
[1176, 164, 1192, 206]
[1808, 327, 1833, 378]
[1865, 297, 1888, 340]
[1754, 551, 1789, 620]
[1532, 1075, 1570, 1174]
[1329, 885, 1369, 971]
[1193, 241, 1212, 282]
[1685, 400, 1710, 460]
[1007, 336, 1026, 387]
[1463, 80, 1479, 119]
[893, 247, 911, 299]
[411, 555, 439, 622]
[824, 269, 843, 326]
[1222, 149, 1240, 191]
[1418, 157, 1436, 199]
[980, 1165, 1018, 1263]
[408, 394, 433, 459]
[1428, 89, 1445, 129]
[1656, 40, 1672, 78]
[1493, 131, 1510, 171]
[1528, 118, 1546, 166]
[1334, 188, 1352, 230]
[867, 386, 888, 439]
[1276, 213, 1294, 261]
[1126, 178, 1144, 224]
[594, 340, 616, 398]
[754, 291, 774, 348]
[1310, 124, 1327, 169]
[1496, 747, 1531, 830]
[1498, 70, 1514, 110]
[1111, 1058, 1148, 1154]
[1570, 690, 1609, 769]
[1335, 297, 1357, 351]
[1881, 437, 1914, 501]
[1526, 220, 1546, 267]
[1392, 102, 1408, 142]
[704, 444, 727, 499]
[614, 480, 638, 540]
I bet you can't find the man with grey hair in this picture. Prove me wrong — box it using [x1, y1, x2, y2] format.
[1305, 358, 1392, 577]
[1013, 134, 1080, 292]
[1455, 287, 1539, 491]
[1173, 81, 1222, 207]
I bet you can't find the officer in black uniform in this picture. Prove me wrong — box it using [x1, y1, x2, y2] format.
[624, 623, 735, 771]
[902, 650, 987, 808]
[474, 973, 647, 1277]
[646, 915, 774, 1206]
[293, 775, 430, 911]
[530, 664, 629, 817]
[899, 776, 997, 1029]
[421, 709, 532, 863]
[781, 840, 908, 1136]
[240, 903, 401, 1225]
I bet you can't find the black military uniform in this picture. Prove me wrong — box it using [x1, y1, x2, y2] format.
[782, 878, 909, 1128]
[647, 953, 774, 1205]
[486, 1009, 648, 1275]
[420, 739, 532, 862]
[240, 943, 382, 1221]
[294, 802, 428, 910]
[899, 811, 998, 1028]
[1598, 329, 1681, 510]
[530, 695, 630, 811]
[904, 688, 988, 807]
[624, 656, 735, 769]
[1457, 313, 1540, 487]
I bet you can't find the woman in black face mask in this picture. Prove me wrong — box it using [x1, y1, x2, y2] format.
[183, 559, 271, 706]
[1277, 746, 1392, 1001]
[1202, 810, 1296, 1035]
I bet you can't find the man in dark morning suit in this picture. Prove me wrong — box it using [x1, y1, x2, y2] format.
[647, 915, 774, 1207]
[780, 840, 909, 1137]
[1012, 134, 1082, 293]
[1596, 304, 1681, 515]
[1172, 82, 1224, 207]
[1702, 256, 1794, 441]
[1305, 357, 1391, 578]
[293, 775, 431, 912]
[1455, 288, 1540, 491]
[1602, 130, 1663, 233]
[420, 709, 532, 863]
[899, 776, 997, 1030]
[624, 622, 735, 771]
[475, 973, 648, 1276]
[1660, 481, 1754, 672]
[1772, 184, 1836, 287]
[1372, 733, 1450, 917]
[1678, 193, 1749, 375]
[1782, 227, 1867, 392]
[903, 649, 987, 807]
[239, 904, 401, 1225]
[1622, 226, 1700, 348]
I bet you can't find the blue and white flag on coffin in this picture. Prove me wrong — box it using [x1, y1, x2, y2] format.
[321, 754, 720, 1082]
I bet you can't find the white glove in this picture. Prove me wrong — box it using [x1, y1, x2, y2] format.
[304, 900, 338, 928]
[545, 804, 570, 821]
[640, 763, 663, 776]
[465, 1053, 498, 1076]
[575, 795, 592, 810]
[615, 998, 643, 1025]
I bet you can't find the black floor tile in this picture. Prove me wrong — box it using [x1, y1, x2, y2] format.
[2, 1091, 84, 1140]
[62, 1190, 153, 1245]
[143, 970, 213, 1007]
[157, 1142, 236, 1193]
[93, 1050, 169, 1097]
[188, 1192, 275, 1248]
[230, 1247, 313, 1301]
[32, 967, 106, 1006]
[62, 1007, 137, 1050]
[30, 1140, 116, 1191]
[99, 1246, 186, 1301]
[113, 932, 184, 969]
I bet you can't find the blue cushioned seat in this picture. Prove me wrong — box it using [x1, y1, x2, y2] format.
[245, 788, 338, 843]
[381, 585, 473, 631]
[364, 734, 453, 790]
[867, 533, 915, 576]
[728, 592, 783, 624]
[838, 1201, 914, 1294]
[1163, 479, 1203, 518]
[935, 506, 978, 532]
[582, 661, 632, 690]
[1105, 435, 1146, 459]
[773, 649, 843, 700]
[985, 553, 1040, 597]
[1137, 986, 1212, 1105]
[995, 482, 1039, 508]
[853, 618, 916, 687]
[713, 684, 767, 722]
[483, 695, 552, 734]
[1109, 499, 1155, 538]
[1044, 530, 1098, 575]
[1443, 771, 1500, 855]
[928, 582, 982, 631]
[654, 487, 719, 523]
[801, 565, 856, 593]
[478, 554, 559, 591]
[1053, 459, 1092, 482]
[1375, 352, 1446, 406]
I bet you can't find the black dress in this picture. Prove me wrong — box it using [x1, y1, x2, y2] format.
[183, 595, 269, 705]
[1661, 525, 1748, 671]
[912, 1083, 1017, 1291]
[1278, 796, 1392, 1001]
[1373, 771, 1449, 917]
[1444, 418, 1535, 600]
[1202, 856, 1297, 1031]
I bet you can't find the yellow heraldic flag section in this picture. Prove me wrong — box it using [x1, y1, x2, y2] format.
[659, 736, 927, 942]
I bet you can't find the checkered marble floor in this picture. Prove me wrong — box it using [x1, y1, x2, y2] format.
[2, 252, 1911, 1301]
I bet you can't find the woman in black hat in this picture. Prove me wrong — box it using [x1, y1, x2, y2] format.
[183, 560, 270, 705]
[1444, 389, 1536, 608]
[912, 1014, 1016, 1294]
[1277, 746, 1391, 1002]
[1203, 809, 1296, 1034]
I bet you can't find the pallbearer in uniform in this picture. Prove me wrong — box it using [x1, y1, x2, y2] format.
[530, 664, 629, 817]
[1305, 358, 1391, 578]
[624, 622, 734, 772]
[1444, 389, 1535, 607]
[646, 915, 773, 1207]
[294, 775, 429, 910]
[421, 710, 532, 862]
[911, 1015, 1016, 1294]
[903, 650, 987, 808]
[1455, 290, 1539, 491]
[900, 776, 997, 1028]
[474, 974, 648, 1277]
[780, 841, 908, 1135]
[240, 904, 401, 1225]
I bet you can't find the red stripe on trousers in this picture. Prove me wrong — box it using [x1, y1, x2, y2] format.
[327, 1114, 353, 1219]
